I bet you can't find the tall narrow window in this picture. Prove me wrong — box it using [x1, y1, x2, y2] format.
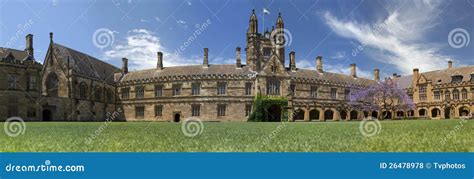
[192, 104, 201, 116]
[135, 106, 145, 118]
[344, 89, 350, 100]
[453, 89, 460, 100]
[192, 83, 201, 95]
[46, 73, 59, 97]
[154, 85, 163, 97]
[217, 82, 227, 95]
[245, 83, 252, 95]
[245, 104, 252, 117]
[445, 90, 450, 100]
[172, 84, 182, 96]
[310, 86, 318, 98]
[122, 87, 130, 99]
[95, 87, 102, 101]
[106, 89, 113, 102]
[267, 78, 280, 95]
[27, 75, 36, 91]
[136, 86, 144, 98]
[217, 104, 226, 116]
[461, 89, 468, 99]
[154, 105, 163, 117]
[434, 91, 440, 100]
[290, 84, 296, 96]
[8, 75, 19, 89]
[330, 88, 337, 99]
[79, 83, 88, 99]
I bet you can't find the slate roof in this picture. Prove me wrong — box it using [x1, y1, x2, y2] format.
[119, 63, 376, 86]
[0, 47, 35, 62]
[52, 43, 121, 84]
[397, 66, 474, 89]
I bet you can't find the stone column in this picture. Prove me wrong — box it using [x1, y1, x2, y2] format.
[304, 108, 310, 122]
[319, 109, 324, 121]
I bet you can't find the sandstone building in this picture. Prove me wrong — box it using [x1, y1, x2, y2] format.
[1, 10, 472, 122]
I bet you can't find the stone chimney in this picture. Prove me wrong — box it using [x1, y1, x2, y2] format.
[374, 69, 380, 81]
[25, 34, 34, 57]
[412, 68, 419, 85]
[350, 63, 357, 78]
[236, 47, 241, 68]
[203, 48, 209, 68]
[448, 60, 453, 69]
[289, 51, 296, 71]
[316, 56, 323, 73]
[49, 32, 53, 43]
[392, 73, 398, 80]
[157, 52, 163, 70]
[122, 57, 128, 74]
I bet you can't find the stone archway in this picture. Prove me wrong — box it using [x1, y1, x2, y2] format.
[324, 110, 334, 121]
[350, 110, 358, 120]
[371, 111, 378, 119]
[340, 110, 347, 120]
[42, 109, 52, 121]
[382, 111, 392, 119]
[294, 109, 305, 121]
[431, 108, 441, 118]
[309, 109, 319, 121]
[459, 106, 470, 117]
[174, 113, 181, 122]
[267, 105, 282, 122]
[418, 109, 427, 117]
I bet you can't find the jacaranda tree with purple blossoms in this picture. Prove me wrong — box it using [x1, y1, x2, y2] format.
[349, 78, 415, 119]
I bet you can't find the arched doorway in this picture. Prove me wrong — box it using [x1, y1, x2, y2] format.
[350, 110, 358, 120]
[444, 107, 453, 119]
[267, 105, 282, 122]
[324, 110, 334, 121]
[371, 111, 378, 119]
[418, 109, 427, 117]
[294, 109, 305, 121]
[396, 111, 404, 118]
[459, 107, 470, 117]
[431, 108, 441, 118]
[309, 109, 319, 121]
[340, 110, 347, 120]
[363, 111, 369, 118]
[382, 111, 392, 119]
[174, 113, 181, 122]
[42, 110, 52, 121]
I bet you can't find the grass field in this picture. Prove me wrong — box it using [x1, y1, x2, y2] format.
[1, 119, 473, 152]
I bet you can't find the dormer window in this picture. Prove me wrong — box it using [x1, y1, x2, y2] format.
[451, 75, 463, 83]
[263, 48, 271, 57]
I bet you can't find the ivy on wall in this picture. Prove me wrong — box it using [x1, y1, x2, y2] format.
[248, 93, 288, 122]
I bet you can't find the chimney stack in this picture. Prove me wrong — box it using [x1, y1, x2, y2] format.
[289, 51, 296, 71]
[374, 69, 380, 81]
[25, 34, 34, 57]
[157, 52, 163, 70]
[49, 32, 53, 43]
[350, 63, 357, 78]
[316, 56, 323, 73]
[236, 47, 241, 68]
[392, 73, 398, 80]
[122, 57, 128, 74]
[448, 60, 453, 69]
[203, 48, 209, 68]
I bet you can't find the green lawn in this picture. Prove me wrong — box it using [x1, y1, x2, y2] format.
[1, 119, 472, 152]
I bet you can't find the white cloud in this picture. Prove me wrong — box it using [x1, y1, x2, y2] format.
[103, 29, 201, 70]
[330, 51, 346, 59]
[323, 0, 452, 75]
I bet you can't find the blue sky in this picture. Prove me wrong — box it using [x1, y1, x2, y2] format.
[1, 0, 473, 79]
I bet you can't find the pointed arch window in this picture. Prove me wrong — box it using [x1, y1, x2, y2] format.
[46, 73, 59, 97]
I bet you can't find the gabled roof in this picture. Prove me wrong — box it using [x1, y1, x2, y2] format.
[51, 43, 121, 84]
[397, 66, 474, 89]
[290, 69, 376, 86]
[0, 47, 34, 62]
[119, 64, 255, 82]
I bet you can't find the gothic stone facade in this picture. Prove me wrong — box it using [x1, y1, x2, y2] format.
[1, 10, 473, 122]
